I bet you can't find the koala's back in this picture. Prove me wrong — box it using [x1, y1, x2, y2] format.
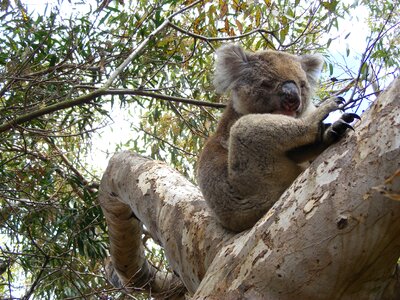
[197, 102, 240, 212]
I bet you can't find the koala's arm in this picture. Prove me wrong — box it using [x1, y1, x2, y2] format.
[228, 98, 355, 204]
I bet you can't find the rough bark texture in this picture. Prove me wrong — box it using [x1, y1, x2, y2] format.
[99, 78, 400, 299]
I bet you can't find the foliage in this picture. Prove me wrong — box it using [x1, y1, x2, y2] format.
[0, 0, 398, 298]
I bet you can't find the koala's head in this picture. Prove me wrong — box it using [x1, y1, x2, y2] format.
[213, 44, 324, 117]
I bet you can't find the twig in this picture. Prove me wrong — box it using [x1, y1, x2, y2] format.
[22, 227, 51, 300]
[138, 126, 196, 157]
[281, 3, 321, 49]
[168, 21, 279, 43]
[344, 5, 396, 107]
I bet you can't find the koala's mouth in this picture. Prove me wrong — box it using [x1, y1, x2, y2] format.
[273, 102, 302, 117]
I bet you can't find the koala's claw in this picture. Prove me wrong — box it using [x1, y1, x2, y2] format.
[341, 112, 361, 123]
[326, 120, 352, 140]
[334, 96, 346, 105]
[324, 112, 359, 142]
[332, 119, 354, 133]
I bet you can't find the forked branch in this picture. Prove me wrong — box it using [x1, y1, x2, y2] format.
[99, 79, 400, 298]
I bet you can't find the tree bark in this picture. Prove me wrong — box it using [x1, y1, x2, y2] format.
[99, 78, 400, 299]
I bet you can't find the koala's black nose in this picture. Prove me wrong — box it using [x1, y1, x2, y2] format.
[280, 81, 300, 111]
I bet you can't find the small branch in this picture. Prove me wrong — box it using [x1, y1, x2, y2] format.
[45, 138, 98, 194]
[168, 21, 279, 43]
[103, 19, 170, 89]
[168, 101, 205, 137]
[345, 5, 396, 107]
[107, 89, 225, 108]
[139, 126, 196, 157]
[0, 89, 103, 133]
[330, 79, 357, 98]
[21, 256, 50, 300]
[0, 86, 224, 133]
[170, 0, 204, 18]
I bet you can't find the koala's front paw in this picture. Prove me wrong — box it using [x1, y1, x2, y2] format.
[324, 112, 360, 142]
[313, 96, 343, 121]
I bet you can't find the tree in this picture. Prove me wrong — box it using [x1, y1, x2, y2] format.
[0, 0, 398, 298]
[99, 78, 400, 299]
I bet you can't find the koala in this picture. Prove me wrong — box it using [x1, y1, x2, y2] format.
[197, 44, 358, 232]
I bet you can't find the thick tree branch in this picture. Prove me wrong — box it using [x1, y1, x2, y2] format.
[194, 78, 400, 299]
[100, 78, 400, 298]
[99, 153, 231, 296]
[100, 192, 186, 298]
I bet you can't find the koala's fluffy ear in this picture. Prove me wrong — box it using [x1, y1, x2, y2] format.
[299, 54, 324, 89]
[213, 44, 250, 94]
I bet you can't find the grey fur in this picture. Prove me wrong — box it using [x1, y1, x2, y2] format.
[197, 44, 354, 232]
[213, 44, 249, 94]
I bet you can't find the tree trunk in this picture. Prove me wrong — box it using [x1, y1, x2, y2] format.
[99, 78, 400, 299]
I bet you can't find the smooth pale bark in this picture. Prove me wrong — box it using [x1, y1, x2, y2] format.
[99, 78, 400, 299]
[99, 152, 232, 297]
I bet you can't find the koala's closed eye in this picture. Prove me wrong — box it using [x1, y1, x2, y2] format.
[260, 80, 276, 89]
